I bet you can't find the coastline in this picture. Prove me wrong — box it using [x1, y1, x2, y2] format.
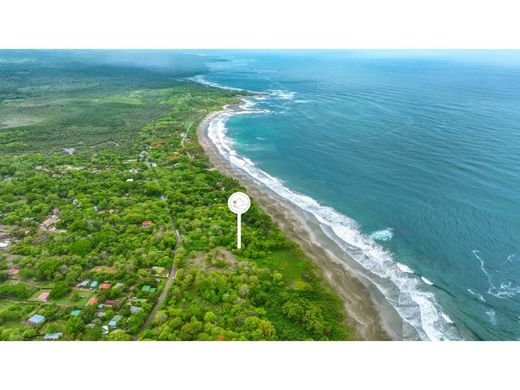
[197, 104, 393, 341]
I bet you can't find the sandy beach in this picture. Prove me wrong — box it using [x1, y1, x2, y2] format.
[197, 105, 394, 341]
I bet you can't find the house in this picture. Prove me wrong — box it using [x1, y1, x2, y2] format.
[99, 282, 111, 290]
[77, 280, 90, 288]
[0, 240, 10, 249]
[8, 268, 19, 276]
[70, 310, 81, 317]
[141, 285, 151, 293]
[96, 311, 105, 318]
[126, 178, 134, 182]
[149, 288, 157, 293]
[151, 266, 168, 277]
[97, 303, 105, 309]
[130, 305, 142, 314]
[142, 220, 153, 228]
[108, 315, 123, 328]
[114, 283, 124, 289]
[28, 314, 45, 326]
[43, 332, 62, 341]
[90, 281, 99, 289]
[86, 296, 98, 306]
[38, 292, 50, 302]
[104, 299, 119, 308]
[102, 325, 109, 335]
[52, 207, 60, 216]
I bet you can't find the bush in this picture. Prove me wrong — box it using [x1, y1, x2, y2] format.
[0, 284, 32, 299]
[50, 281, 71, 299]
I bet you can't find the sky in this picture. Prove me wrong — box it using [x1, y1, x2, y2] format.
[1, 0, 519, 48]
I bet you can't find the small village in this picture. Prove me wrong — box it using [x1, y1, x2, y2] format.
[2, 250, 168, 340]
[1, 211, 169, 340]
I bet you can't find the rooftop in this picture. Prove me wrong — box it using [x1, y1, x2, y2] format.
[130, 306, 142, 314]
[43, 332, 62, 340]
[28, 314, 45, 324]
[77, 280, 90, 287]
[108, 315, 123, 328]
[38, 292, 50, 301]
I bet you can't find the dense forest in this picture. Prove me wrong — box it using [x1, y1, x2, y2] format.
[0, 51, 351, 340]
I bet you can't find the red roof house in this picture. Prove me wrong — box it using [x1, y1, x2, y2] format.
[8, 268, 19, 276]
[38, 292, 50, 302]
[142, 220, 153, 228]
[104, 299, 120, 308]
[86, 296, 98, 306]
[100, 282, 111, 290]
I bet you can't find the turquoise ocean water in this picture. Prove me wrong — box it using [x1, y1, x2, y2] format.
[193, 50, 520, 340]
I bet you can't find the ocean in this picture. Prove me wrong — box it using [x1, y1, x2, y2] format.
[192, 50, 520, 340]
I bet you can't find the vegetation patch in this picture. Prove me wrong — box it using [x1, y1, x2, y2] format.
[0, 51, 351, 340]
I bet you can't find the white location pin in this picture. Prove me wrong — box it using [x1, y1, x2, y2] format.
[228, 192, 251, 249]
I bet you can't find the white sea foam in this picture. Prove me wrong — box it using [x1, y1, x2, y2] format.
[397, 262, 414, 273]
[486, 309, 497, 325]
[472, 249, 520, 299]
[207, 108, 460, 341]
[369, 228, 393, 242]
[268, 89, 296, 100]
[467, 288, 486, 302]
[490, 283, 520, 299]
[188, 75, 247, 92]
[441, 312, 455, 324]
[189, 75, 263, 94]
[421, 277, 434, 285]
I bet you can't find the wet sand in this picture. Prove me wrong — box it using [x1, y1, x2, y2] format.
[197, 106, 394, 340]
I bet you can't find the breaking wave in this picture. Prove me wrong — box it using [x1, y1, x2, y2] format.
[206, 104, 460, 341]
[369, 228, 394, 242]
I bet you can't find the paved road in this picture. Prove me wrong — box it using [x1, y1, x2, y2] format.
[135, 229, 180, 339]
[133, 115, 206, 339]
[181, 115, 203, 147]
[134, 147, 182, 340]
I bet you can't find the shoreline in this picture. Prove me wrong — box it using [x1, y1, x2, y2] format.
[197, 104, 394, 341]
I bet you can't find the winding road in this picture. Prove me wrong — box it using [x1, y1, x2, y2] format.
[134, 145, 182, 339]
[135, 228, 180, 339]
